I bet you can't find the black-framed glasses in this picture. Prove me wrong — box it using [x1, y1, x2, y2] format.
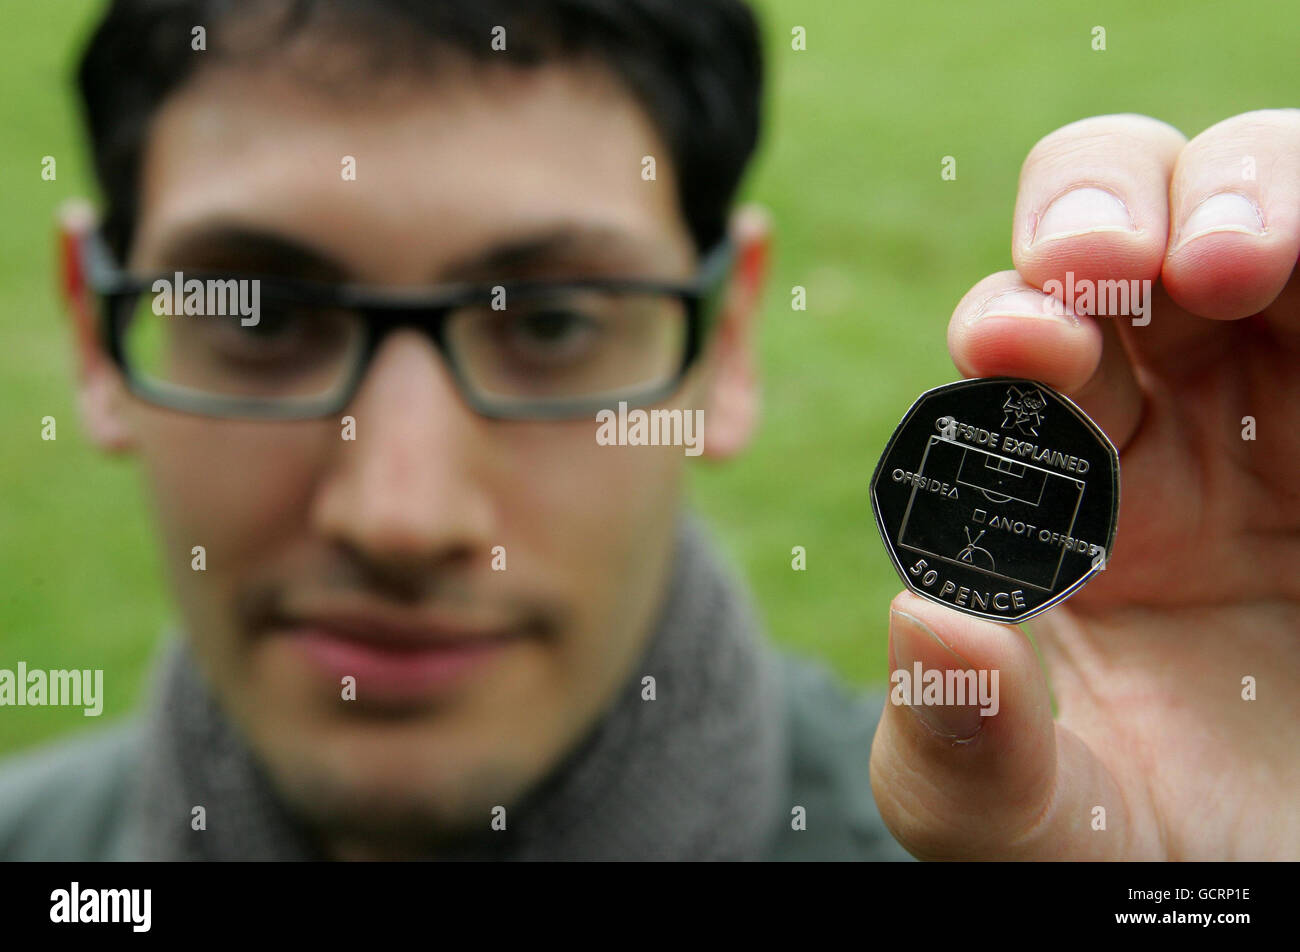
[77, 227, 734, 421]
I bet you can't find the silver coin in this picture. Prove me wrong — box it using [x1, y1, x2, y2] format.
[870, 377, 1119, 623]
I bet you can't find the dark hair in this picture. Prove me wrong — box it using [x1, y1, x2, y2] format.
[76, 0, 764, 262]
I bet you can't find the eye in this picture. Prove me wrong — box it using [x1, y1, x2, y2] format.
[518, 309, 592, 341]
[207, 308, 310, 355]
[196, 306, 357, 373]
[241, 308, 305, 340]
[501, 308, 601, 362]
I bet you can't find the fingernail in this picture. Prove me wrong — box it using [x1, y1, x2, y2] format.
[969, 288, 1076, 325]
[1176, 192, 1264, 249]
[1033, 186, 1134, 245]
[889, 609, 985, 741]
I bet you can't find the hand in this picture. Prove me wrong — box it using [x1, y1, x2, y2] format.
[869, 111, 1300, 860]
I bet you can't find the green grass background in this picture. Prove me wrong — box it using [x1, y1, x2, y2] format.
[2, 0, 1297, 755]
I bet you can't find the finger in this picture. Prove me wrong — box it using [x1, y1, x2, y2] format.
[1012, 114, 1186, 298]
[869, 591, 1132, 860]
[1162, 109, 1300, 325]
[948, 270, 1144, 451]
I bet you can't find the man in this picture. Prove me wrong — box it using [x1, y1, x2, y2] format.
[2, 0, 902, 861]
[1, 0, 1296, 861]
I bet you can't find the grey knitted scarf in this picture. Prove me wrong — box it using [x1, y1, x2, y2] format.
[127, 515, 788, 860]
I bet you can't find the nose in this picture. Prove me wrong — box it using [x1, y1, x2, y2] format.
[310, 329, 497, 587]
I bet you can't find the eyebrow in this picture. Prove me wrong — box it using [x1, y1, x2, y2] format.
[143, 226, 347, 282]
[144, 221, 679, 285]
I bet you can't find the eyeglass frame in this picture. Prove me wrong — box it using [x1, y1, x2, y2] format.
[75, 225, 736, 422]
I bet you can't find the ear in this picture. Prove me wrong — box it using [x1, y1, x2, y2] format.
[700, 201, 771, 460]
[57, 200, 137, 453]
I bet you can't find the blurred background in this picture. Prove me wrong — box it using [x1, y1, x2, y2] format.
[2, 0, 1298, 755]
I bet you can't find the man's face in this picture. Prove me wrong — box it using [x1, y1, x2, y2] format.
[92, 50, 744, 855]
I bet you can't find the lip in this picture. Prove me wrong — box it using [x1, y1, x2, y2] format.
[273, 608, 525, 702]
[282, 605, 524, 647]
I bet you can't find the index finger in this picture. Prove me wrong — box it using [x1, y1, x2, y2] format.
[1011, 113, 1186, 291]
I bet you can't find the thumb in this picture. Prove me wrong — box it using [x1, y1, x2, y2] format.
[869, 590, 1128, 859]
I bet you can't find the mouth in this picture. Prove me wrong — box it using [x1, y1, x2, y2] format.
[269, 605, 529, 703]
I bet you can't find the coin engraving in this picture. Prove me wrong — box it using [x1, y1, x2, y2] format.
[871, 378, 1120, 623]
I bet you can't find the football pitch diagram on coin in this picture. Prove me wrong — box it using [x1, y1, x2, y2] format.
[870, 378, 1119, 623]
